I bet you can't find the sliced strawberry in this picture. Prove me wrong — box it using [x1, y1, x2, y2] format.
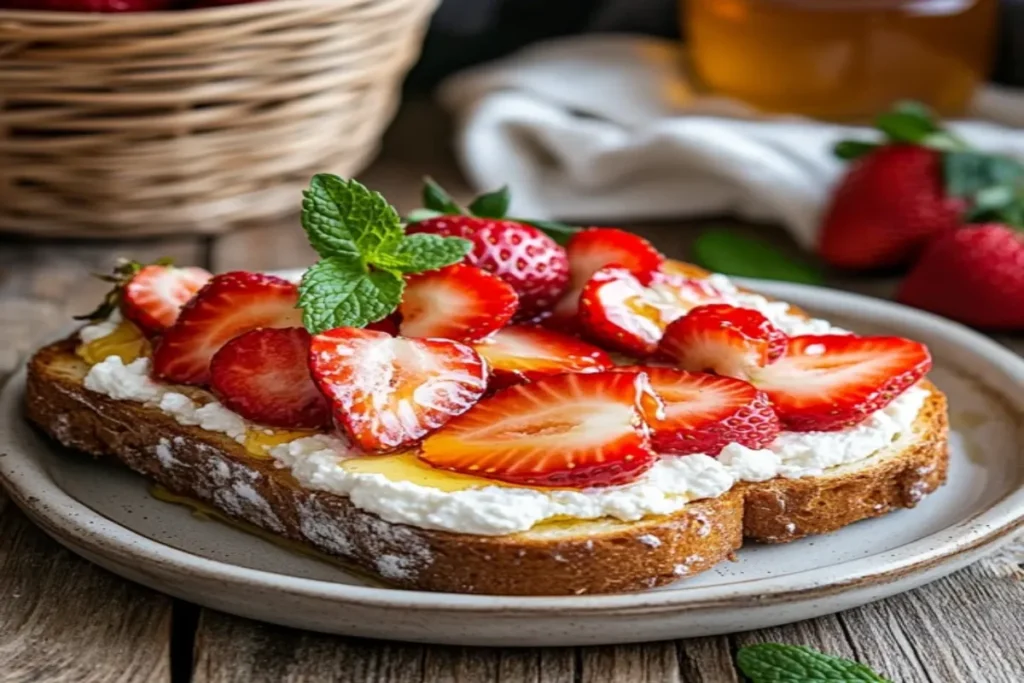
[420, 371, 656, 488]
[152, 272, 302, 386]
[473, 325, 614, 389]
[122, 264, 212, 336]
[399, 263, 518, 341]
[619, 367, 779, 456]
[577, 266, 725, 356]
[365, 314, 400, 336]
[659, 304, 787, 380]
[210, 327, 329, 429]
[309, 327, 488, 452]
[547, 228, 664, 330]
[750, 335, 932, 431]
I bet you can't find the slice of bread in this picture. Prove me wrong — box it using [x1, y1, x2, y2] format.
[25, 339, 744, 596]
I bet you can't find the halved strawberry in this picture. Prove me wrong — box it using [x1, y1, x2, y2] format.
[750, 335, 932, 431]
[210, 327, 329, 429]
[420, 371, 656, 488]
[547, 228, 664, 330]
[659, 304, 787, 380]
[152, 272, 302, 386]
[122, 264, 212, 336]
[399, 263, 518, 341]
[309, 327, 488, 452]
[620, 367, 779, 455]
[473, 325, 614, 389]
[577, 267, 725, 356]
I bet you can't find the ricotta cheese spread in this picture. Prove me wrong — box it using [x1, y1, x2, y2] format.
[79, 276, 931, 536]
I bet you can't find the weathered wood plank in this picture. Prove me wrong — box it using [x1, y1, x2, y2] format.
[676, 637, 740, 683]
[0, 237, 203, 683]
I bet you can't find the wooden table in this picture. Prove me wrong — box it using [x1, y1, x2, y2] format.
[2, 103, 1022, 683]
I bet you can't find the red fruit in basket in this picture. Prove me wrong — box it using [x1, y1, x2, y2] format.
[629, 367, 780, 456]
[472, 324, 613, 389]
[210, 328, 329, 430]
[122, 264, 212, 336]
[548, 228, 665, 329]
[659, 304, 787, 380]
[2, 0, 173, 10]
[750, 335, 932, 432]
[818, 145, 964, 270]
[898, 224, 1024, 330]
[309, 328, 488, 453]
[398, 264, 518, 341]
[577, 266, 725, 356]
[406, 216, 568, 319]
[420, 371, 656, 488]
[153, 272, 302, 385]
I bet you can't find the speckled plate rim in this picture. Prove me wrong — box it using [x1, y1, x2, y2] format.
[2, 281, 1023, 616]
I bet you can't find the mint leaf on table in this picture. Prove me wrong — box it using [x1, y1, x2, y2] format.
[693, 229, 823, 285]
[298, 175, 471, 333]
[737, 644, 891, 682]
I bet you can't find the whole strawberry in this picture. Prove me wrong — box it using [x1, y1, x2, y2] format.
[1, 0, 172, 9]
[406, 180, 570, 318]
[897, 224, 1024, 330]
[818, 102, 1024, 270]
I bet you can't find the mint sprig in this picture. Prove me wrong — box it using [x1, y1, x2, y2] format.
[737, 644, 891, 682]
[298, 175, 472, 333]
[407, 177, 581, 245]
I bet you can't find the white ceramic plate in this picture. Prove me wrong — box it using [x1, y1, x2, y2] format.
[1, 281, 1023, 647]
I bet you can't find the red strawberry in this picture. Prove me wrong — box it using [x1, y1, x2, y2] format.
[472, 324, 613, 389]
[818, 145, 964, 269]
[577, 266, 725, 356]
[622, 367, 779, 456]
[309, 328, 488, 452]
[420, 371, 656, 488]
[1, 0, 172, 10]
[406, 216, 568, 318]
[897, 224, 1024, 330]
[750, 335, 932, 431]
[365, 314, 400, 336]
[152, 272, 302, 386]
[210, 328, 329, 430]
[398, 263, 518, 341]
[659, 304, 787, 380]
[121, 264, 212, 336]
[548, 228, 664, 329]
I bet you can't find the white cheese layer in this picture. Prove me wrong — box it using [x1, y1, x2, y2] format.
[80, 276, 931, 536]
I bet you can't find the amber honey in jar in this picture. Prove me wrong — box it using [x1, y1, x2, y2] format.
[686, 0, 998, 120]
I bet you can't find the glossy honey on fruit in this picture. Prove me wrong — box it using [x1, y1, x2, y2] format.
[686, 0, 997, 120]
[340, 452, 521, 492]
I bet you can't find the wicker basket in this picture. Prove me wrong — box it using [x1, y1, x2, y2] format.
[0, 0, 437, 238]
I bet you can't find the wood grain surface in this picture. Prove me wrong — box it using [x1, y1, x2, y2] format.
[1, 101, 1022, 683]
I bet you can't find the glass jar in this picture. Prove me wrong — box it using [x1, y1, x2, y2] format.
[685, 0, 998, 120]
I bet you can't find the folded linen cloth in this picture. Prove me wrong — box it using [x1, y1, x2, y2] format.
[437, 35, 1024, 250]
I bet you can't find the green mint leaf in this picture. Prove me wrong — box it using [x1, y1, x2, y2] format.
[944, 151, 1024, 198]
[519, 219, 580, 246]
[406, 208, 445, 224]
[373, 233, 472, 274]
[302, 175, 403, 260]
[693, 229, 822, 285]
[298, 254, 405, 333]
[422, 176, 463, 215]
[468, 186, 511, 218]
[833, 140, 879, 161]
[737, 644, 890, 682]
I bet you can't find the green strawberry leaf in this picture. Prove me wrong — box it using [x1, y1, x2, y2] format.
[520, 219, 580, 246]
[468, 185, 511, 218]
[737, 644, 891, 682]
[303, 175, 402, 260]
[422, 176, 464, 215]
[298, 255, 405, 333]
[693, 229, 823, 285]
[405, 208, 445, 224]
[833, 140, 879, 161]
[374, 232, 472, 274]
[874, 101, 941, 145]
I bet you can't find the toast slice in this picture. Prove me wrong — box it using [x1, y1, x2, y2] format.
[25, 339, 744, 596]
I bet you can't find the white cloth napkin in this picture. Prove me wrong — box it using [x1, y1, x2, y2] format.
[438, 35, 1024, 250]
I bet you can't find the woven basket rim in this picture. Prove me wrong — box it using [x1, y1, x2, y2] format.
[0, 0, 369, 23]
